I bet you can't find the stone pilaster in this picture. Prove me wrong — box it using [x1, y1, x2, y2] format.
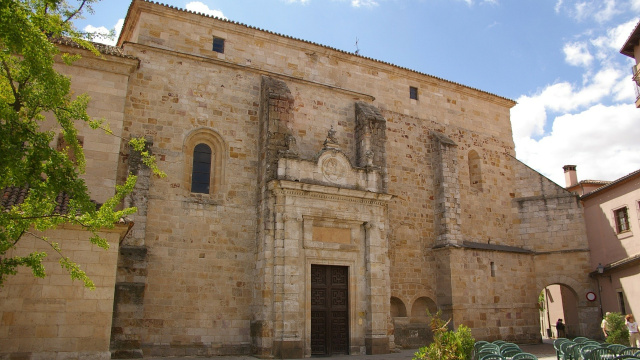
[110, 137, 152, 359]
[364, 222, 391, 355]
[254, 76, 297, 357]
[432, 132, 462, 247]
[259, 76, 297, 184]
[432, 132, 462, 328]
[355, 101, 387, 192]
[272, 209, 305, 359]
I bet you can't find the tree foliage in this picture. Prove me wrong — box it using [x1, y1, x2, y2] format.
[413, 311, 475, 360]
[605, 312, 630, 345]
[0, 0, 162, 288]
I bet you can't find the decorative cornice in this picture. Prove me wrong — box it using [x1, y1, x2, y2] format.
[122, 42, 375, 101]
[268, 180, 392, 206]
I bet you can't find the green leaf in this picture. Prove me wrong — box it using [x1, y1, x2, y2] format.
[0, 0, 162, 289]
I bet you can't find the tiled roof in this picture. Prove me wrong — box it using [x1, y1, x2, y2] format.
[620, 20, 640, 58]
[578, 180, 611, 185]
[1, 186, 30, 210]
[1, 186, 97, 214]
[581, 168, 640, 199]
[51, 37, 137, 59]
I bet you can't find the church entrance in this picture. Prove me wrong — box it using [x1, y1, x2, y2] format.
[311, 265, 349, 356]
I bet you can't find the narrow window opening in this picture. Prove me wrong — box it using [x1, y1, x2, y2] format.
[468, 150, 482, 191]
[614, 207, 629, 233]
[490, 262, 496, 277]
[212, 37, 225, 53]
[191, 143, 212, 194]
[617, 291, 627, 314]
[409, 86, 418, 100]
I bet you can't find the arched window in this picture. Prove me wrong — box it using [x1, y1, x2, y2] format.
[468, 150, 482, 191]
[184, 128, 226, 196]
[191, 143, 212, 194]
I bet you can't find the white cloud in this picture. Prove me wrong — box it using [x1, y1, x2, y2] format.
[512, 17, 640, 186]
[351, 0, 378, 7]
[564, 42, 593, 67]
[591, 19, 638, 55]
[457, 0, 499, 5]
[185, 2, 226, 18]
[515, 103, 640, 185]
[83, 18, 123, 46]
[114, 18, 124, 43]
[594, 0, 619, 23]
[288, 0, 378, 7]
[556, 0, 622, 23]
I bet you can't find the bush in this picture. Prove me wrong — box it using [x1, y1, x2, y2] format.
[413, 311, 475, 360]
[605, 312, 629, 345]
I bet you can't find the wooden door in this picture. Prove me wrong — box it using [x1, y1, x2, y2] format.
[311, 265, 349, 356]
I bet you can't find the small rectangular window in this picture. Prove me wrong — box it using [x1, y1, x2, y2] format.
[614, 207, 630, 233]
[409, 86, 418, 100]
[212, 37, 225, 53]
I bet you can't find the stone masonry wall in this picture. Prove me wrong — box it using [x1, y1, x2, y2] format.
[512, 159, 600, 339]
[46, 45, 138, 205]
[0, 227, 125, 360]
[385, 108, 518, 337]
[115, 44, 259, 356]
[106, 0, 594, 354]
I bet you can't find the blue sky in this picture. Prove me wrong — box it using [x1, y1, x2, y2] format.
[76, 0, 640, 186]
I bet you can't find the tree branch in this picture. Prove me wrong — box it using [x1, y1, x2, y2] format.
[62, 0, 87, 24]
[1, 59, 21, 112]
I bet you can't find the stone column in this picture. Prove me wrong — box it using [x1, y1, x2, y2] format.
[364, 222, 391, 354]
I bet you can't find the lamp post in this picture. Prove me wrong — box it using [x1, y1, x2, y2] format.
[596, 263, 604, 318]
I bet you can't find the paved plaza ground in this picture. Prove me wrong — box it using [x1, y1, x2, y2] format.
[140, 339, 557, 360]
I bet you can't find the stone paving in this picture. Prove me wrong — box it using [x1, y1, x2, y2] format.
[141, 339, 557, 360]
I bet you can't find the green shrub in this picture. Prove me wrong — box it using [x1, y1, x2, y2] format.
[605, 312, 629, 345]
[413, 311, 475, 360]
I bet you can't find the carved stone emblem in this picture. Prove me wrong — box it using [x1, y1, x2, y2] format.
[322, 156, 345, 182]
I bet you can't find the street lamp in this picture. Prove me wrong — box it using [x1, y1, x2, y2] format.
[595, 263, 606, 320]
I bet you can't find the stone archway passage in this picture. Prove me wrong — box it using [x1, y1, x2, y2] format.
[311, 265, 349, 356]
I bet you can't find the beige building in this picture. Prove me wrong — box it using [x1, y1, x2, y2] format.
[564, 167, 640, 322]
[621, 20, 640, 108]
[0, 1, 602, 358]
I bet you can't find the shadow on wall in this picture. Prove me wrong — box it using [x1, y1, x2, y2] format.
[392, 296, 436, 349]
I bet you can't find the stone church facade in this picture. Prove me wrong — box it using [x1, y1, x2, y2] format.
[0, 0, 602, 359]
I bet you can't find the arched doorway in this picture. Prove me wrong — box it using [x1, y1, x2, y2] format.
[539, 284, 579, 339]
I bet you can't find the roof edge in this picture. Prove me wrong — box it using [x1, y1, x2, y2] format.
[581, 168, 640, 199]
[123, 0, 515, 107]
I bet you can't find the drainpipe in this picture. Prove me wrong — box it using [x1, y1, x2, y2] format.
[545, 288, 552, 338]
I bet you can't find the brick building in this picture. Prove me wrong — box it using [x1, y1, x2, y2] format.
[0, 0, 602, 358]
